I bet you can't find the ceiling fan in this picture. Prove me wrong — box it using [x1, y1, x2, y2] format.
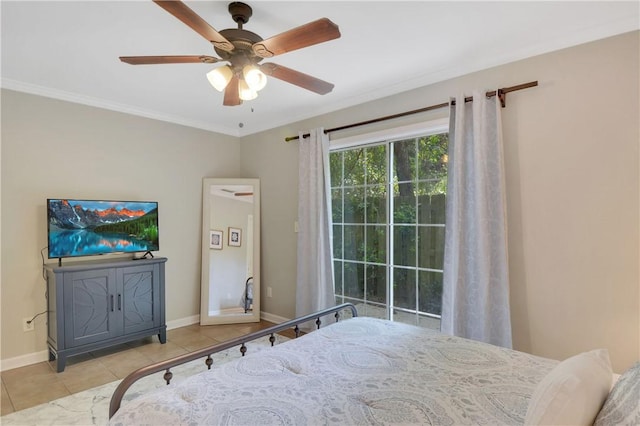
[120, 1, 341, 106]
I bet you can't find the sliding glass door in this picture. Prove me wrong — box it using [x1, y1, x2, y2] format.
[330, 131, 448, 329]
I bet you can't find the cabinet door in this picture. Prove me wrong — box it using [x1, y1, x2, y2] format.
[119, 263, 160, 335]
[63, 268, 120, 348]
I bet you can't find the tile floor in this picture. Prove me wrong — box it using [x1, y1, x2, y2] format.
[1, 319, 289, 415]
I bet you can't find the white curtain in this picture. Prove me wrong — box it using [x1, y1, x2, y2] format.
[295, 128, 335, 319]
[441, 90, 513, 348]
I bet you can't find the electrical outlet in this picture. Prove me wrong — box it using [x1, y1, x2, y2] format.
[23, 317, 35, 332]
[267, 287, 273, 298]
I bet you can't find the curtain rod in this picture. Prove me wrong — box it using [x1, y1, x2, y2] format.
[285, 81, 538, 142]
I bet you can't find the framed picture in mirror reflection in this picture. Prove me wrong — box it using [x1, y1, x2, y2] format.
[209, 230, 223, 250]
[228, 227, 242, 247]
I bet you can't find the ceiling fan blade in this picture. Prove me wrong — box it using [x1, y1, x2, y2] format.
[120, 55, 220, 65]
[252, 18, 340, 58]
[153, 0, 234, 52]
[260, 63, 334, 95]
[223, 76, 242, 106]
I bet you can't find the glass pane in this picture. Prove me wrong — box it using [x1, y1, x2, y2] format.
[332, 224, 343, 259]
[344, 187, 365, 224]
[393, 183, 416, 224]
[361, 302, 387, 319]
[333, 260, 343, 295]
[365, 225, 386, 264]
[344, 262, 364, 299]
[392, 139, 417, 182]
[331, 188, 343, 223]
[393, 225, 416, 267]
[366, 264, 386, 304]
[393, 308, 418, 327]
[418, 271, 443, 316]
[418, 226, 445, 270]
[366, 145, 387, 184]
[417, 190, 446, 224]
[418, 315, 441, 330]
[366, 184, 386, 224]
[343, 149, 365, 186]
[417, 133, 448, 181]
[418, 179, 448, 197]
[329, 151, 342, 187]
[430, 193, 446, 224]
[343, 225, 364, 261]
[393, 268, 416, 310]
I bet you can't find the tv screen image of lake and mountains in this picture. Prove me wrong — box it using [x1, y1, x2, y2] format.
[47, 199, 159, 259]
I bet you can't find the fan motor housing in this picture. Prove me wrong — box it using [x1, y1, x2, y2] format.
[215, 28, 264, 67]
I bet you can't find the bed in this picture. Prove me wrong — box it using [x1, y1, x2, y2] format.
[109, 303, 639, 425]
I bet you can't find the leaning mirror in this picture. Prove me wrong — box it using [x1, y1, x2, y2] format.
[201, 178, 260, 325]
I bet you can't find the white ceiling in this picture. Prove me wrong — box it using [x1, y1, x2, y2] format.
[2, 1, 638, 137]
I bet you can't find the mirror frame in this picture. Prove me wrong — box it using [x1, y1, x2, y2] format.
[200, 178, 260, 325]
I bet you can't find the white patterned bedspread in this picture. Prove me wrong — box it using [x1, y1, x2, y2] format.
[110, 317, 557, 425]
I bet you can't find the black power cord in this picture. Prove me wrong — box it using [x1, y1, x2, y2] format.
[27, 246, 51, 326]
[26, 310, 47, 325]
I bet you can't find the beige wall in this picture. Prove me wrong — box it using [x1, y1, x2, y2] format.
[241, 31, 639, 372]
[1, 31, 638, 373]
[0, 90, 241, 361]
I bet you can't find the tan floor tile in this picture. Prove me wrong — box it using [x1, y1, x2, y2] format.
[57, 358, 118, 394]
[2, 362, 62, 394]
[9, 381, 69, 412]
[197, 326, 252, 342]
[89, 343, 135, 359]
[195, 323, 238, 337]
[47, 350, 95, 372]
[166, 327, 199, 343]
[176, 334, 218, 352]
[1, 380, 14, 415]
[125, 336, 156, 348]
[98, 349, 153, 379]
[134, 341, 189, 362]
[181, 323, 205, 333]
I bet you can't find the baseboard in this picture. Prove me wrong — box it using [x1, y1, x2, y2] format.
[2, 312, 292, 371]
[166, 314, 200, 330]
[260, 311, 290, 324]
[0, 349, 50, 372]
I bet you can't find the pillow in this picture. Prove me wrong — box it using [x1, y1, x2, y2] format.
[524, 349, 612, 425]
[594, 362, 640, 425]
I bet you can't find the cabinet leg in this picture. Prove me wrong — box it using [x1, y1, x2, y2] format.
[158, 328, 167, 344]
[56, 354, 66, 373]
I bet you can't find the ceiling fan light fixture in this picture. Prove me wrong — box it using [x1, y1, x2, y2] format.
[206, 65, 233, 91]
[238, 79, 258, 101]
[243, 65, 267, 91]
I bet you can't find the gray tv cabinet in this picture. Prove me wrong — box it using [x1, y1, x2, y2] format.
[45, 256, 167, 372]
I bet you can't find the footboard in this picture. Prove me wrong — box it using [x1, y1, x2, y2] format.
[109, 303, 358, 418]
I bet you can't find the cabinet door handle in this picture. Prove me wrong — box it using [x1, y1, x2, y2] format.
[110, 295, 114, 312]
[118, 294, 122, 311]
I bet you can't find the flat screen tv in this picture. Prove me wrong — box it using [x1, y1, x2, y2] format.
[47, 199, 159, 259]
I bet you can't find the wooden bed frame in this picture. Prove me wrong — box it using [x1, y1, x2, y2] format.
[109, 302, 358, 418]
